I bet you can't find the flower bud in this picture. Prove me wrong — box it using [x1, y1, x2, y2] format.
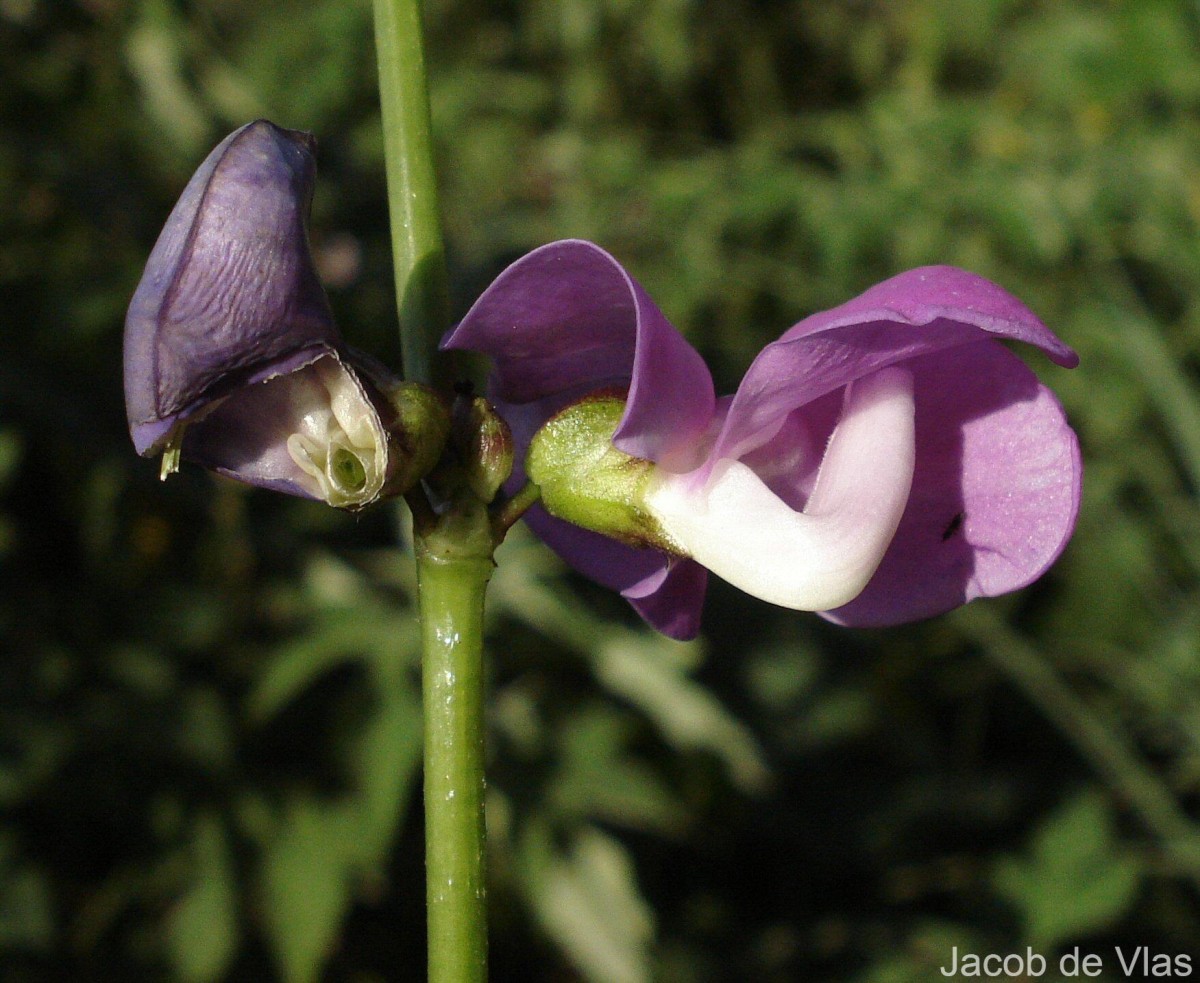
[452, 395, 513, 504]
[383, 380, 453, 493]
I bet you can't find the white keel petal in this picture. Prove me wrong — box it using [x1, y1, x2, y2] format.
[645, 367, 915, 610]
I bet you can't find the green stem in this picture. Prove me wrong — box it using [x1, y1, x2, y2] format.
[416, 508, 494, 983]
[373, 3, 491, 978]
[490, 481, 541, 539]
[372, 0, 451, 387]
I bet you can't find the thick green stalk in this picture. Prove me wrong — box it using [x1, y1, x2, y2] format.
[373, 2, 491, 978]
[416, 510, 493, 983]
[372, 0, 450, 387]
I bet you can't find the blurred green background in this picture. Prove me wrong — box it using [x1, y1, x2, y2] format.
[4, 0, 1200, 979]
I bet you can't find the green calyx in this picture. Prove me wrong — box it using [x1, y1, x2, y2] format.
[526, 390, 678, 552]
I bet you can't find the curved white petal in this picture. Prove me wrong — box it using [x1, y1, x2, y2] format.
[284, 358, 387, 507]
[644, 367, 916, 610]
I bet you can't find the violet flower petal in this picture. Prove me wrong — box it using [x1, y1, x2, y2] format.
[621, 559, 709, 641]
[124, 119, 338, 455]
[822, 342, 1080, 626]
[182, 350, 396, 502]
[524, 507, 707, 641]
[124, 121, 408, 509]
[689, 267, 1079, 625]
[444, 239, 715, 463]
[709, 265, 1078, 467]
[444, 239, 715, 637]
[782, 265, 1077, 360]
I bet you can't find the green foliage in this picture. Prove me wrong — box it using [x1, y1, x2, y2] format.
[5, 0, 1200, 980]
[994, 791, 1141, 951]
[166, 816, 238, 983]
[518, 822, 655, 983]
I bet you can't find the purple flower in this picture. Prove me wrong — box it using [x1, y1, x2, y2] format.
[124, 120, 415, 508]
[444, 239, 1080, 640]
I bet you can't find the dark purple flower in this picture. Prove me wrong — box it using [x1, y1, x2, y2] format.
[444, 239, 1080, 639]
[124, 120, 413, 508]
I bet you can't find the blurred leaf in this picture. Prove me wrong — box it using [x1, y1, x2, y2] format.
[0, 833, 52, 951]
[124, 0, 211, 156]
[344, 670, 423, 868]
[1098, 298, 1200, 492]
[257, 636, 421, 983]
[260, 798, 360, 983]
[491, 534, 768, 793]
[521, 820, 655, 983]
[0, 429, 20, 490]
[744, 643, 820, 712]
[993, 790, 1142, 950]
[594, 636, 769, 794]
[551, 706, 687, 833]
[177, 686, 236, 776]
[247, 607, 415, 724]
[852, 922, 986, 983]
[165, 815, 238, 983]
